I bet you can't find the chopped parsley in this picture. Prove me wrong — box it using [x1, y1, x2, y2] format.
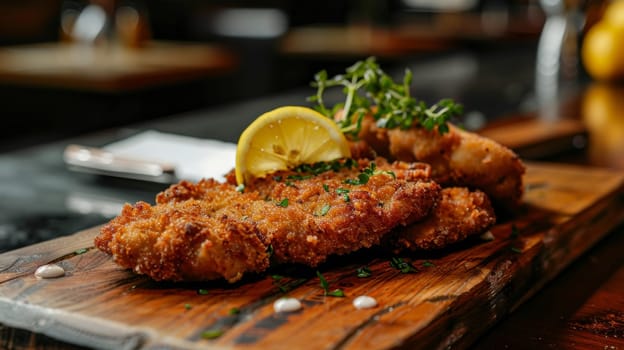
[344, 162, 396, 185]
[356, 266, 372, 278]
[335, 188, 350, 202]
[316, 203, 331, 217]
[201, 329, 224, 339]
[229, 307, 240, 315]
[390, 257, 417, 273]
[422, 261, 435, 268]
[316, 270, 345, 297]
[309, 57, 463, 138]
[271, 274, 289, 293]
[277, 198, 289, 207]
[197, 289, 209, 295]
[184, 303, 192, 310]
[327, 289, 345, 297]
[74, 248, 88, 255]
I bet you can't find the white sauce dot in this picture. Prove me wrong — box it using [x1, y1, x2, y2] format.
[34, 264, 65, 279]
[353, 295, 377, 309]
[273, 298, 302, 313]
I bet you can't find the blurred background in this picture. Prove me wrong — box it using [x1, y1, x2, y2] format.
[0, 0, 618, 158]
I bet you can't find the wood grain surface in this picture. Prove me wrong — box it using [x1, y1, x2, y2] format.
[1, 162, 623, 350]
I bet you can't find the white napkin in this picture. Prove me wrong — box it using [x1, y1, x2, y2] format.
[103, 130, 236, 182]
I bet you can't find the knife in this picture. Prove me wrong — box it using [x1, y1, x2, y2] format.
[63, 144, 177, 183]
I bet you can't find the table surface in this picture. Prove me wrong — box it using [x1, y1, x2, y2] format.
[0, 44, 623, 349]
[0, 41, 237, 92]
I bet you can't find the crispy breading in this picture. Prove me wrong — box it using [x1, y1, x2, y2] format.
[355, 116, 526, 207]
[240, 158, 440, 265]
[95, 159, 441, 282]
[95, 180, 271, 283]
[389, 187, 496, 251]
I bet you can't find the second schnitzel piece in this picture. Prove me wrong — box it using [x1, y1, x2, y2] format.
[355, 116, 526, 208]
[389, 187, 496, 251]
[95, 159, 441, 282]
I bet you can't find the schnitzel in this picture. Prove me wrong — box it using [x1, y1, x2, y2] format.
[352, 115, 526, 208]
[95, 158, 441, 282]
[231, 158, 440, 266]
[389, 187, 495, 251]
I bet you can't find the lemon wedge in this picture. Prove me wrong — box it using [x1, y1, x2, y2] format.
[235, 106, 351, 185]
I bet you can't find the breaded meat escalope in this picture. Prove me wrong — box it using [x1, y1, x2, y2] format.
[95, 159, 441, 282]
[238, 158, 440, 265]
[95, 180, 271, 283]
[389, 187, 496, 251]
[353, 116, 526, 208]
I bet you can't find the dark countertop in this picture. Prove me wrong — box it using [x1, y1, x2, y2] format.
[1, 43, 623, 349]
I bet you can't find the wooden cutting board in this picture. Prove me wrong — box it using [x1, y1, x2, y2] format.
[1, 162, 623, 350]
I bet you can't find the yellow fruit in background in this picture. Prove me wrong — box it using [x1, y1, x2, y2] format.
[582, 0, 624, 81]
[582, 21, 624, 80]
[582, 83, 624, 168]
[603, 0, 624, 27]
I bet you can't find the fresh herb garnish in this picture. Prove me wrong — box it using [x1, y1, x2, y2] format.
[323, 184, 330, 192]
[511, 247, 523, 254]
[287, 174, 313, 181]
[336, 188, 350, 202]
[316, 203, 331, 216]
[356, 266, 372, 278]
[201, 329, 224, 339]
[184, 303, 192, 310]
[390, 257, 417, 273]
[308, 57, 463, 138]
[74, 248, 88, 255]
[271, 274, 289, 293]
[422, 261, 435, 267]
[344, 162, 396, 185]
[197, 289, 209, 295]
[229, 307, 240, 315]
[327, 289, 345, 297]
[277, 198, 289, 207]
[316, 270, 345, 297]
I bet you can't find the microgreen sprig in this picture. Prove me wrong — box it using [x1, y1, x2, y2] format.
[308, 57, 463, 138]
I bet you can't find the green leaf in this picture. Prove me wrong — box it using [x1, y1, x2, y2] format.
[316, 270, 329, 292]
[235, 184, 245, 193]
[389, 257, 417, 273]
[316, 203, 331, 217]
[201, 329, 223, 339]
[309, 57, 462, 136]
[356, 266, 372, 278]
[327, 289, 345, 297]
